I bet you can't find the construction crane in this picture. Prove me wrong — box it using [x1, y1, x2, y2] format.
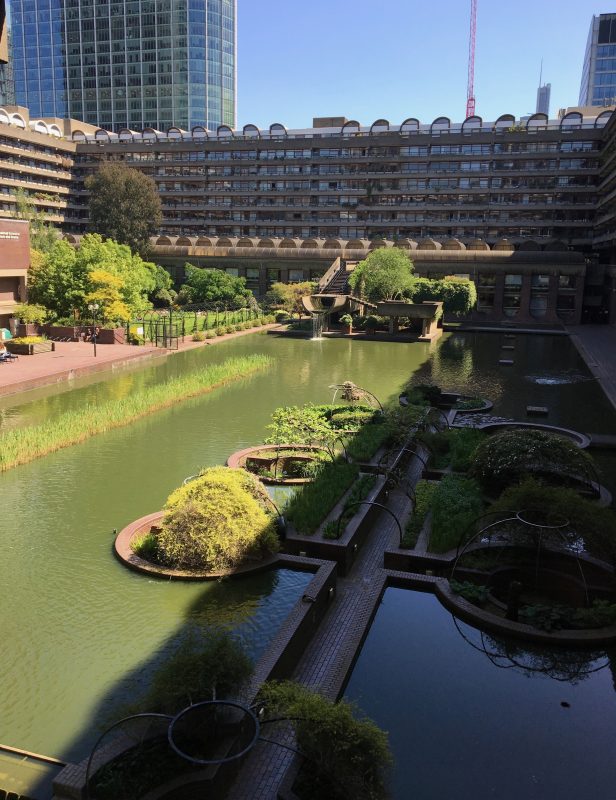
[466, 0, 477, 118]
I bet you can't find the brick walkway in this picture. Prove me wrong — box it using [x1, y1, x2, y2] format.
[568, 325, 616, 412]
[227, 458, 423, 800]
[0, 324, 277, 398]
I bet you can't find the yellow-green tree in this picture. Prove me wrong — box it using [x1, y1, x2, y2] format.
[85, 269, 130, 323]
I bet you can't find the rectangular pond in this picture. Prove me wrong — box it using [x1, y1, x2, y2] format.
[344, 588, 616, 800]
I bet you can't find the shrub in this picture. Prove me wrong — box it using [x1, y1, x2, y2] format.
[191, 331, 206, 342]
[274, 310, 289, 322]
[258, 681, 391, 800]
[339, 313, 353, 326]
[157, 466, 279, 571]
[420, 428, 486, 471]
[7, 335, 46, 344]
[205, 330, 216, 339]
[225, 325, 235, 334]
[402, 480, 437, 547]
[131, 532, 160, 562]
[346, 422, 393, 462]
[449, 579, 488, 606]
[215, 327, 225, 336]
[429, 475, 484, 553]
[12, 303, 48, 324]
[469, 428, 596, 494]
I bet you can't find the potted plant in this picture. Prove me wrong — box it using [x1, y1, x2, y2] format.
[339, 313, 353, 334]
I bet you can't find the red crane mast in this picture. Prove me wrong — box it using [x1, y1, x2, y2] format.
[466, 0, 477, 118]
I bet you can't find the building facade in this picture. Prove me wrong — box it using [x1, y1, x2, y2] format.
[536, 83, 550, 116]
[0, 217, 29, 329]
[580, 13, 616, 107]
[2, 106, 616, 324]
[10, 0, 236, 132]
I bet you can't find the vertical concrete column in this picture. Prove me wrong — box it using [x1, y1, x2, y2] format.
[519, 275, 533, 323]
[547, 274, 560, 323]
[493, 274, 505, 321]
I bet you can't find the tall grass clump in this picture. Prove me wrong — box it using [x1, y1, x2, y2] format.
[0, 355, 272, 471]
[286, 461, 359, 535]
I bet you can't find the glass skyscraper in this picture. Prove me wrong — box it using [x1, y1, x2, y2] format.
[10, 0, 236, 131]
[579, 12, 616, 107]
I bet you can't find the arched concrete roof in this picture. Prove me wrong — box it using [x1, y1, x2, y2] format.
[560, 111, 583, 130]
[191, 125, 209, 139]
[526, 113, 548, 129]
[243, 124, 260, 138]
[196, 237, 212, 246]
[345, 238, 367, 249]
[301, 239, 319, 249]
[217, 125, 234, 139]
[341, 120, 361, 135]
[279, 238, 298, 248]
[156, 236, 172, 245]
[370, 118, 390, 134]
[11, 113, 26, 128]
[31, 120, 49, 134]
[216, 237, 233, 247]
[442, 238, 466, 250]
[494, 114, 515, 131]
[258, 238, 275, 248]
[466, 238, 490, 250]
[493, 238, 515, 251]
[400, 117, 420, 133]
[462, 116, 482, 131]
[518, 240, 540, 251]
[595, 110, 613, 128]
[94, 129, 110, 141]
[368, 239, 387, 249]
[118, 128, 134, 142]
[48, 124, 62, 137]
[323, 238, 342, 249]
[167, 127, 184, 140]
[236, 237, 254, 247]
[176, 236, 192, 246]
[269, 123, 287, 137]
[430, 116, 450, 134]
[417, 238, 442, 250]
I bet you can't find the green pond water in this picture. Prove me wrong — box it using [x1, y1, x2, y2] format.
[344, 588, 616, 800]
[1, 330, 615, 770]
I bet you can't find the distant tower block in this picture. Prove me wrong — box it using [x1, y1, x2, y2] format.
[536, 60, 551, 116]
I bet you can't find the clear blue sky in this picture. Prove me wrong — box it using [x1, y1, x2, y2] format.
[237, 0, 609, 128]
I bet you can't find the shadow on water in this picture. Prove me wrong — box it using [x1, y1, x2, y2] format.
[20, 565, 311, 800]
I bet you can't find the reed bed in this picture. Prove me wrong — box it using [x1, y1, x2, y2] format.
[0, 354, 272, 472]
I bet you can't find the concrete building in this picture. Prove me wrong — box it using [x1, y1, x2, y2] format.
[9, 0, 236, 132]
[3, 105, 616, 324]
[0, 217, 29, 329]
[580, 13, 616, 107]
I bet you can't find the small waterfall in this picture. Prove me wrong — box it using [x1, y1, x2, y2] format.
[311, 312, 326, 340]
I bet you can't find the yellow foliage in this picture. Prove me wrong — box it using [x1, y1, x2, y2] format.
[86, 269, 130, 321]
[159, 466, 279, 571]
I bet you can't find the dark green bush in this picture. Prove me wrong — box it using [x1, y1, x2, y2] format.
[469, 428, 596, 493]
[258, 681, 391, 800]
[402, 480, 437, 547]
[449, 579, 488, 606]
[430, 475, 484, 553]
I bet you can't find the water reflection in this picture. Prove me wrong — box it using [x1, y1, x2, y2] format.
[452, 615, 610, 683]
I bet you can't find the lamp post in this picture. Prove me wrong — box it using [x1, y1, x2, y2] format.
[88, 303, 99, 357]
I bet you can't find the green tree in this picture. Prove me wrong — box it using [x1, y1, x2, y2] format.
[85, 269, 130, 323]
[178, 264, 252, 306]
[266, 281, 317, 315]
[409, 276, 477, 316]
[27, 234, 156, 319]
[13, 188, 58, 252]
[86, 162, 162, 255]
[348, 248, 415, 302]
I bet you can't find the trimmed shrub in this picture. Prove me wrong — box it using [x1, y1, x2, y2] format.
[191, 331, 206, 342]
[158, 466, 279, 571]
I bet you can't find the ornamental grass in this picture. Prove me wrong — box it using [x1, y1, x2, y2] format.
[0, 355, 272, 471]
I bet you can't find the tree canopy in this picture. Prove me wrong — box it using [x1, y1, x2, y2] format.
[86, 162, 162, 255]
[13, 188, 58, 253]
[410, 276, 477, 316]
[348, 248, 415, 302]
[27, 234, 158, 320]
[178, 264, 253, 307]
[266, 281, 317, 314]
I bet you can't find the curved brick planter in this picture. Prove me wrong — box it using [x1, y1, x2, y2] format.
[435, 578, 616, 646]
[227, 444, 327, 485]
[114, 511, 279, 580]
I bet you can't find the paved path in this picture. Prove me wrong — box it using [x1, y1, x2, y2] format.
[568, 325, 616, 412]
[0, 324, 276, 399]
[227, 460, 421, 800]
